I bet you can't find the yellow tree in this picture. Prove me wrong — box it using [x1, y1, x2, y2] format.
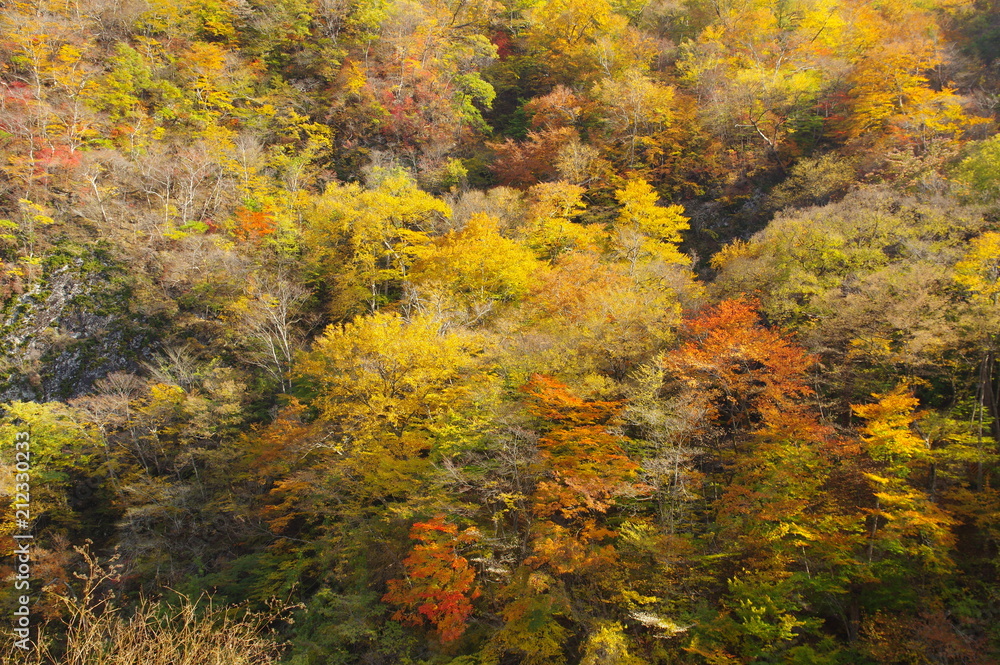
[841, 38, 978, 147]
[955, 232, 1000, 306]
[524, 0, 654, 86]
[611, 178, 689, 271]
[296, 312, 482, 465]
[954, 231, 1000, 446]
[409, 212, 544, 321]
[678, 0, 842, 163]
[593, 69, 677, 170]
[853, 386, 956, 584]
[304, 171, 450, 317]
[516, 250, 686, 383]
[142, 0, 241, 42]
[290, 312, 488, 607]
[678, 0, 983, 162]
[520, 181, 603, 259]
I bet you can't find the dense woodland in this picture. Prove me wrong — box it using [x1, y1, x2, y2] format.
[1, 0, 1000, 661]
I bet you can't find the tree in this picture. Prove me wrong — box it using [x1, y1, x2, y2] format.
[490, 127, 578, 187]
[954, 231, 1000, 445]
[222, 274, 310, 392]
[593, 69, 677, 170]
[485, 376, 646, 664]
[518, 250, 686, 381]
[955, 232, 1000, 306]
[838, 24, 982, 148]
[852, 386, 956, 597]
[611, 177, 689, 270]
[677, 0, 839, 165]
[408, 212, 543, 321]
[0, 0, 99, 202]
[624, 360, 707, 535]
[523, 0, 653, 86]
[709, 189, 990, 405]
[677, 0, 984, 169]
[523, 375, 641, 527]
[519, 181, 603, 259]
[295, 311, 483, 464]
[953, 135, 1000, 203]
[325, 0, 500, 180]
[383, 514, 481, 643]
[303, 170, 450, 317]
[663, 298, 816, 440]
[0, 401, 115, 544]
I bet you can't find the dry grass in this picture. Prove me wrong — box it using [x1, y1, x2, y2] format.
[4, 546, 284, 665]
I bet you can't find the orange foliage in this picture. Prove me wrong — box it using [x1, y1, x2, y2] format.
[232, 205, 276, 242]
[521, 376, 645, 573]
[524, 86, 585, 131]
[526, 252, 628, 322]
[383, 514, 481, 643]
[248, 402, 326, 535]
[489, 127, 577, 187]
[665, 299, 816, 433]
[522, 373, 621, 427]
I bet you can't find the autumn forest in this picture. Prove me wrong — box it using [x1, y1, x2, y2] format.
[1, 0, 1000, 662]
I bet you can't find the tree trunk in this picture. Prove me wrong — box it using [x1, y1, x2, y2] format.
[982, 348, 1000, 445]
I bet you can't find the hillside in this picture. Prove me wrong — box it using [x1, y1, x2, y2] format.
[2, 0, 1000, 662]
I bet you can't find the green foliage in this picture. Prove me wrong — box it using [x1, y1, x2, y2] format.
[953, 134, 1000, 203]
[454, 73, 497, 131]
[0, 401, 115, 540]
[769, 154, 857, 209]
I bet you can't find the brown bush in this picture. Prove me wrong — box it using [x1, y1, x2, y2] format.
[3, 546, 284, 665]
